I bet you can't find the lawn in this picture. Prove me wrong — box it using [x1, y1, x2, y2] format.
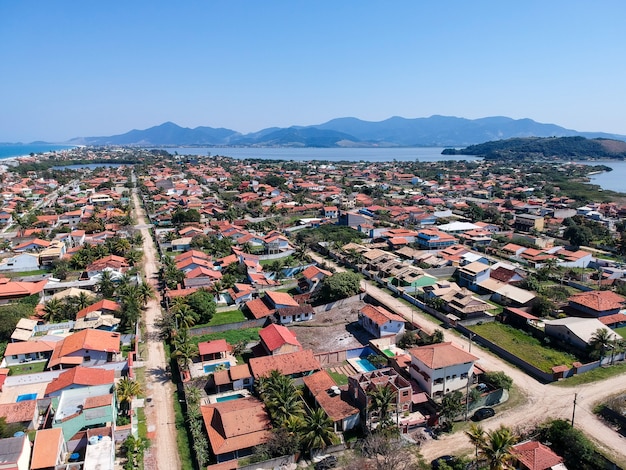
[469, 322, 579, 373]
[8, 361, 47, 375]
[328, 370, 349, 386]
[189, 327, 261, 348]
[207, 309, 246, 326]
[614, 326, 626, 339]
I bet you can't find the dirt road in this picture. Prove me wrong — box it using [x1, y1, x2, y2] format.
[308, 251, 626, 465]
[132, 187, 181, 470]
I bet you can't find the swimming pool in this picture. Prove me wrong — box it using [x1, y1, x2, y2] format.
[354, 358, 377, 372]
[216, 393, 245, 402]
[16, 393, 37, 402]
[203, 362, 230, 374]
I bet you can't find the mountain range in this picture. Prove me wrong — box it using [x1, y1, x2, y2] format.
[66, 116, 626, 148]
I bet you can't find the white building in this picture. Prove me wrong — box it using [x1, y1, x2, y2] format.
[408, 342, 478, 398]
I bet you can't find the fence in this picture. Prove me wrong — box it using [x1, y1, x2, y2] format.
[188, 317, 267, 336]
[236, 455, 296, 470]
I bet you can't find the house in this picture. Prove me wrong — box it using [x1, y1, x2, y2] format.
[38, 241, 66, 266]
[511, 440, 567, 470]
[0, 435, 31, 470]
[258, 324, 302, 355]
[83, 427, 115, 470]
[30, 428, 67, 470]
[171, 237, 193, 252]
[276, 305, 315, 324]
[200, 396, 271, 463]
[544, 317, 619, 351]
[2, 340, 56, 366]
[244, 298, 276, 320]
[567, 291, 626, 317]
[0, 278, 47, 304]
[347, 367, 412, 420]
[264, 290, 299, 309]
[48, 330, 121, 370]
[323, 206, 339, 218]
[298, 265, 332, 293]
[83, 255, 129, 279]
[52, 385, 116, 441]
[75, 299, 120, 320]
[513, 213, 545, 232]
[302, 370, 360, 432]
[212, 364, 254, 393]
[408, 342, 478, 398]
[359, 304, 405, 339]
[13, 238, 51, 253]
[44, 366, 116, 397]
[415, 229, 457, 250]
[457, 261, 491, 291]
[198, 339, 232, 363]
[0, 253, 40, 273]
[0, 400, 38, 430]
[249, 349, 321, 382]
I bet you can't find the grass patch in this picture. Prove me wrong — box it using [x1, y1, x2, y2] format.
[172, 386, 195, 470]
[469, 322, 579, 373]
[136, 407, 148, 440]
[328, 370, 349, 386]
[553, 362, 626, 387]
[207, 309, 246, 326]
[8, 361, 47, 375]
[614, 326, 626, 339]
[1, 269, 49, 278]
[189, 327, 261, 348]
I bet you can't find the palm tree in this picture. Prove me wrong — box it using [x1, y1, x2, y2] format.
[610, 338, 626, 365]
[116, 376, 142, 416]
[43, 298, 64, 323]
[301, 408, 337, 455]
[125, 249, 143, 266]
[266, 385, 304, 425]
[96, 270, 116, 299]
[172, 333, 197, 372]
[589, 328, 615, 363]
[173, 303, 197, 329]
[138, 282, 156, 307]
[367, 384, 397, 430]
[479, 425, 517, 470]
[466, 423, 486, 465]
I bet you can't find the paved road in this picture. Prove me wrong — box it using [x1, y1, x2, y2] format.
[131, 185, 181, 470]
[308, 251, 626, 465]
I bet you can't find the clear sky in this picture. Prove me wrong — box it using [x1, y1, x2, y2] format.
[1, 1, 625, 142]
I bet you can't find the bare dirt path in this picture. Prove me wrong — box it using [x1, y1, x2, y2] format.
[132, 186, 181, 470]
[308, 251, 626, 465]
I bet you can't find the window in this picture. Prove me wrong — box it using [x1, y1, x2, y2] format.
[461, 373, 468, 379]
[12, 355, 17, 359]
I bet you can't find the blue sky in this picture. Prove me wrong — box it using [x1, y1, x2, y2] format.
[1, 1, 625, 142]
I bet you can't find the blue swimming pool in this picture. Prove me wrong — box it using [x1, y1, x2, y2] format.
[354, 358, 377, 372]
[203, 362, 230, 374]
[16, 393, 37, 402]
[216, 393, 245, 402]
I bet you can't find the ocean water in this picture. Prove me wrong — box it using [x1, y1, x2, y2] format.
[156, 146, 481, 162]
[0, 143, 76, 159]
[585, 160, 626, 193]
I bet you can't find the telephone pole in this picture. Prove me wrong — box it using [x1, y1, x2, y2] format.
[571, 393, 578, 427]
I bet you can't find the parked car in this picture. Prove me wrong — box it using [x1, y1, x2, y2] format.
[473, 407, 496, 421]
[431, 455, 455, 469]
[315, 456, 338, 470]
[476, 383, 488, 393]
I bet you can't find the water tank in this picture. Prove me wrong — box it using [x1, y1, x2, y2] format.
[89, 436, 99, 445]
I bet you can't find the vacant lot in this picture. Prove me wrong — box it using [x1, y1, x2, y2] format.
[469, 322, 579, 373]
[289, 299, 373, 353]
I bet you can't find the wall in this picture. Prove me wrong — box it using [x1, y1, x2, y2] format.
[313, 292, 365, 313]
[236, 455, 296, 470]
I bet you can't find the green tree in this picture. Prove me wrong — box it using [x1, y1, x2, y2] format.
[301, 408, 337, 455]
[588, 328, 614, 362]
[319, 271, 361, 302]
[531, 295, 555, 317]
[96, 270, 117, 299]
[116, 376, 142, 416]
[43, 298, 64, 323]
[466, 423, 486, 464]
[479, 425, 517, 470]
[367, 384, 397, 430]
[483, 371, 513, 391]
[186, 289, 216, 324]
[440, 391, 463, 424]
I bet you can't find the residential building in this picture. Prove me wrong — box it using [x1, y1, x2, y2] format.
[249, 349, 321, 382]
[201, 396, 271, 463]
[258, 324, 302, 355]
[30, 428, 67, 470]
[544, 317, 620, 351]
[303, 370, 360, 432]
[511, 440, 567, 470]
[0, 435, 31, 470]
[457, 261, 491, 291]
[567, 290, 626, 317]
[347, 367, 412, 420]
[359, 304, 405, 339]
[408, 342, 478, 398]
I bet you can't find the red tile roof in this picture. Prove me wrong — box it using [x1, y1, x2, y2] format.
[199, 339, 232, 357]
[302, 370, 359, 422]
[360, 304, 404, 326]
[264, 290, 299, 308]
[259, 324, 301, 352]
[45, 366, 115, 396]
[249, 349, 321, 378]
[511, 440, 563, 470]
[75, 299, 120, 319]
[408, 342, 478, 369]
[569, 290, 625, 312]
[31, 428, 64, 470]
[245, 298, 275, 319]
[201, 396, 271, 456]
[0, 400, 36, 424]
[84, 394, 113, 409]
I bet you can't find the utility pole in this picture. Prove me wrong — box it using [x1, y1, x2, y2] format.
[571, 393, 578, 427]
[464, 372, 472, 421]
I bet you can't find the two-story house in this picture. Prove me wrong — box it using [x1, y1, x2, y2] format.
[408, 342, 478, 398]
[359, 304, 405, 339]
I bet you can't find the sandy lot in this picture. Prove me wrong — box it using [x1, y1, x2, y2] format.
[289, 300, 374, 355]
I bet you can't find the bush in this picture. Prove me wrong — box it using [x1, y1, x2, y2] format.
[483, 371, 513, 390]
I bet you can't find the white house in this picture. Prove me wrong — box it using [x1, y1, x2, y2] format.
[359, 304, 405, 339]
[408, 342, 478, 398]
[0, 253, 40, 272]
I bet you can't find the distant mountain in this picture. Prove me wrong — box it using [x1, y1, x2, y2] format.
[443, 136, 626, 160]
[66, 116, 626, 147]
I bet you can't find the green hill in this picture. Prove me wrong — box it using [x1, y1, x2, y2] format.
[442, 136, 626, 160]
